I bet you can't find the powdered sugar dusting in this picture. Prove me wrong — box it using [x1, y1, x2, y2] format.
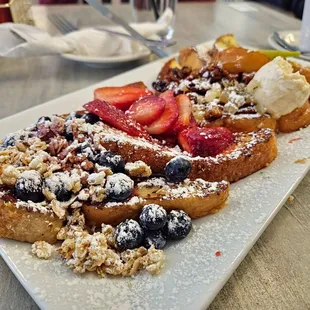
[2, 123, 310, 309]
[17, 170, 42, 192]
[105, 173, 134, 196]
[15, 200, 52, 215]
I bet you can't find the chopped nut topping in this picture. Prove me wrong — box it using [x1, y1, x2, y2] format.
[125, 161, 152, 178]
[87, 171, 106, 186]
[0, 165, 21, 185]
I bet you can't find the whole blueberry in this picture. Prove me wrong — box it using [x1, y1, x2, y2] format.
[63, 122, 74, 141]
[1, 133, 16, 148]
[76, 142, 96, 161]
[95, 151, 125, 173]
[163, 210, 192, 240]
[115, 219, 144, 250]
[64, 131, 74, 141]
[139, 204, 167, 230]
[44, 172, 72, 202]
[15, 170, 44, 203]
[105, 173, 134, 201]
[65, 112, 83, 121]
[144, 230, 166, 249]
[165, 156, 191, 183]
[82, 113, 100, 125]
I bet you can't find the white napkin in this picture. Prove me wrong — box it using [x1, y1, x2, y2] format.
[0, 8, 174, 58]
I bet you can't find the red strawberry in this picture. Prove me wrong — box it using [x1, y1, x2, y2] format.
[169, 94, 193, 134]
[83, 99, 152, 140]
[146, 90, 179, 135]
[125, 81, 148, 89]
[94, 86, 153, 111]
[178, 127, 234, 157]
[126, 95, 166, 125]
[156, 133, 179, 147]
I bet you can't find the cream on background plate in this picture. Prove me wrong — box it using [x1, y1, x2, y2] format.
[1, 42, 310, 310]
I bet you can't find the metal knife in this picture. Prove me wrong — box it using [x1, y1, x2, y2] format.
[85, 0, 168, 58]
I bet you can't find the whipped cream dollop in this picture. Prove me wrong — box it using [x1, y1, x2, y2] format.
[247, 57, 310, 119]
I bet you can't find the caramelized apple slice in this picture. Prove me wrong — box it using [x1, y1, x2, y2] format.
[216, 47, 270, 73]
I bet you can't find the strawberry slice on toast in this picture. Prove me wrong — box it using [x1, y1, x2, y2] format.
[83, 99, 153, 140]
[178, 126, 234, 157]
[146, 90, 179, 135]
[94, 86, 153, 111]
[126, 95, 166, 125]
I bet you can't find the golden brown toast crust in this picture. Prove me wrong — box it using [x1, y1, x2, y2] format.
[82, 178, 229, 226]
[190, 131, 278, 182]
[278, 101, 310, 133]
[0, 195, 63, 244]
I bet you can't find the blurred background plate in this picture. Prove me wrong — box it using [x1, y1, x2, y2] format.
[61, 49, 151, 68]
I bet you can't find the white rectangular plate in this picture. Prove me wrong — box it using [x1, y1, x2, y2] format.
[1, 42, 310, 310]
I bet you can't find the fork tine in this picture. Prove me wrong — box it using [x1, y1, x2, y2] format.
[55, 14, 78, 33]
[48, 14, 70, 34]
[52, 14, 74, 34]
[48, 14, 77, 34]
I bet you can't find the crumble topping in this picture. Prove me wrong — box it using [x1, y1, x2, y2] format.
[0, 165, 21, 185]
[31, 241, 54, 259]
[57, 230, 165, 277]
[87, 171, 106, 186]
[54, 209, 165, 277]
[157, 71, 267, 126]
[125, 161, 152, 178]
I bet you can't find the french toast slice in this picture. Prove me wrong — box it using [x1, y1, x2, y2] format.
[0, 190, 64, 244]
[82, 178, 229, 226]
[96, 123, 277, 183]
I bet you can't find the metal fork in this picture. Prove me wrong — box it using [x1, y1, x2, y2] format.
[48, 14, 176, 48]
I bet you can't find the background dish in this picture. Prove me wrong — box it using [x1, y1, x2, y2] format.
[61, 49, 151, 68]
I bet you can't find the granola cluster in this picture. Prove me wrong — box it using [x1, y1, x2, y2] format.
[125, 160, 152, 178]
[58, 228, 164, 277]
[31, 208, 165, 277]
[32, 241, 54, 259]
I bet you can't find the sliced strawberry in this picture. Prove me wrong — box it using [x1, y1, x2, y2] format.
[83, 99, 152, 140]
[178, 127, 234, 157]
[169, 94, 193, 134]
[126, 95, 166, 125]
[155, 133, 179, 147]
[125, 81, 148, 89]
[94, 86, 153, 111]
[146, 90, 179, 135]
